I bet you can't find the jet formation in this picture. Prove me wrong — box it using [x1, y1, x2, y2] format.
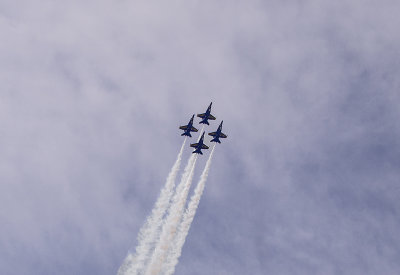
[179, 102, 227, 154]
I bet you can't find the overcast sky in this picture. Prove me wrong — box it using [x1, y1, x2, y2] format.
[1, 1, 400, 274]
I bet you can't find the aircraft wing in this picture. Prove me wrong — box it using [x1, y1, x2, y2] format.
[179, 125, 188, 130]
[190, 143, 198, 148]
[220, 133, 227, 138]
[197, 113, 206, 118]
[209, 114, 216, 120]
[201, 144, 209, 149]
[191, 127, 198, 132]
[208, 132, 217, 136]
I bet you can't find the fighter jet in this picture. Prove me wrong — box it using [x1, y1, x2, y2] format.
[179, 115, 198, 137]
[190, 132, 209, 154]
[208, 121, 227, 143]
[197, 102, 216, 125]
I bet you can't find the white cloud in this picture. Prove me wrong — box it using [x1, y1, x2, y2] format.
[0, 1, 399, 274]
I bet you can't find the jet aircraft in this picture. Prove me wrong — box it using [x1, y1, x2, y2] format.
[208, 121, 227, 143]
[190, 132, 209, 154]
[197, 102, 216, 125]
[179, 115, 198, 137]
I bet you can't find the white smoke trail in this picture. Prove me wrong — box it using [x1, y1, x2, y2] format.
[145, 153, 198, 275]
[117, 139, 187, 275]
[163, 145, 216, 275]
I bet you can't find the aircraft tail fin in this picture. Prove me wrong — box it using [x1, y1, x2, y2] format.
[199, 120, 209, 125]
[192, 148, 203, 155]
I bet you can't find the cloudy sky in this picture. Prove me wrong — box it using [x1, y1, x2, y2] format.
[1, 1, 400, 274]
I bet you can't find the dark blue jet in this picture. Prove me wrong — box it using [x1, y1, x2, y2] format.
[208, 121, 227, 143]
[197, 102, 216, 125]
[190, 132, 209, 154]
[179, 115, 198, 137]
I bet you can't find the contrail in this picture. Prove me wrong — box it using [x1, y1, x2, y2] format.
[163, 145, 216, 275]
[117, 139, 187, 275]
[145, 153, 198, 275]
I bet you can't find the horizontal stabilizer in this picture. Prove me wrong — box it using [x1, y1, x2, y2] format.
[192, 149, 203, 155]
[199, 120, 209, 125]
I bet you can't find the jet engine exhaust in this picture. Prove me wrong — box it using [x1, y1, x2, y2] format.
[118, 139, 187, 275]
[163, 145, 216, 275]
